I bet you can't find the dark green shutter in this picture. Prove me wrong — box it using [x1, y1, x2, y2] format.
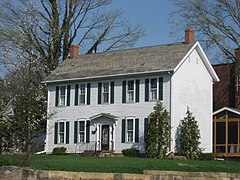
[122, 81, 126, 103]
[121, 119, 126, 143]
[159, 77, 163, 100]
[74, 121, 78, 143]
[67, 85, 71, 106]
[87, 83, 91, 105]
[86, 120, 90, 143]
[144, 118, 148, 138]
[98, 82, 102, 104]
[135, 80, 140, 102]
[54, 122, 58, 144]
[135, 119, 139, 142]
[110, 81, 114, 104]
[55, 86, 59, 106]
[75, 84, 79, 106]
[66, 121, 69, 144]
[145, 79, 149, 102]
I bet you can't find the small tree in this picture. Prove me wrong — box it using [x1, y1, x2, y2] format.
[145, 101, 171, 158]
[178, 107, 202, 159]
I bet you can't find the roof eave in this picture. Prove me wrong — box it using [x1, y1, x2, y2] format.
[42, 69, 174, 84]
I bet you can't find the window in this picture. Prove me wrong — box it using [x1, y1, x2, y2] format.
[56, 85, 71, 107]
[102, 82, 110, 103]
[150, 78, 157, 100]
[121, 118, 139, 143]
[79, 84, 86, 104]
[145, 77, 163, 102]
[127, 80, 134, 102]
[79, 121, 85, 142]
[59, 122, 65, 143]
[127, 119, 134, 142]
[60, 86, 66, 106]
[98, 81, 114, 104]
[54, 121, 69, 144]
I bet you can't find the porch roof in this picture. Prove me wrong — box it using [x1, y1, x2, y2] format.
[213, 107, 240, 116]
[89, 113, 118, 121]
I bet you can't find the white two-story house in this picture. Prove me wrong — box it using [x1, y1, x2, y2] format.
[43, 30, 219, 154]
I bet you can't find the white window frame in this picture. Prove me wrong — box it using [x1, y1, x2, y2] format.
[59, 86, 67, 107]
[58, 121, 66, 144]
[102, 82, 110, 104]
[78, 120, 86, 143]
[125, 117, 136, 143]
[127, 80, 135, 103]
[150, 78, 158, 101]
[79, 84, 86, 105]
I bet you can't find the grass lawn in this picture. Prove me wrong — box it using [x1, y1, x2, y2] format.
[1, 154, 240, 174]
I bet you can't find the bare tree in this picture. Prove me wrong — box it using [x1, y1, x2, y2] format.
[172, 0, 240, 67]
[0, 0, 145, 74]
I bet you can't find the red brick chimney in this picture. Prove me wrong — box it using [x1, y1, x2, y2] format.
[185, 29, 195, 44]
[70, 44, 79, 58]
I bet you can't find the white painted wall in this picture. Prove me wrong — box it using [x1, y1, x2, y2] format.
[46, 74, 171, 153]
[171, 48, 213, 153]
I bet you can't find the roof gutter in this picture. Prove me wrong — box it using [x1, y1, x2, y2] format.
[42, 69, 174, 84]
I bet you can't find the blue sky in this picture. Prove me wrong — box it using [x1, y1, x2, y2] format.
[110, 0, 180, 48]
[0, 1, 183, 78]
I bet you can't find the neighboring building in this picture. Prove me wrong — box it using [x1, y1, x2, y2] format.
[43, 30, 219, 154]
[213, 62, 240, 111]
[212, 49, 240, 157]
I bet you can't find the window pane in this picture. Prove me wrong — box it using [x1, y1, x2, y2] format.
[128, 131, 133, 142]
[59, 122, 64, 132]
[79, 121, 85, 142]
[127, 81, 134, 102]
[128, 81, 134, 91]
[79, 121, 85, 131]
[102, 82, 109, 103]
[79, 84, 85, 104]
[127, 119, 134, 142]
[127, 119, 133, 130]
[150, 78, 157, 100]
[60, 86, 66, 106]
[59, 133, 64, 143]
[59, 122, 65, 143]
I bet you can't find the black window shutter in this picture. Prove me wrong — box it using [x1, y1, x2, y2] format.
[98, 82, 102, 104]
[54, 122, 58, 144]
[145, 79, 149, 102]
[67, 85, 71, 106]
[86, 120, 90, 143]
[66, 121, 69, 144]
[135, 80, 140, 102]
[55, 86, 59, 106]
[87, 83, 91, 105]
[135, 118, 139, 143]
[122, 81, 126, 103]
[144, 118, 148, 138]
[74, 121, 78, 143]
[75, 84, 79, 106]
[159, 77, 163, 100]
[121, 119, 126, 143]
[110, 81, 114, 104]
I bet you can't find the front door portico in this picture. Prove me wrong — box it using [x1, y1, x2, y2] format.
[90, 113, 118, 151]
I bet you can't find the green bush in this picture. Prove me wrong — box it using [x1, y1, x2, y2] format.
[197, 153, 215, 160]
[52, 147, 67, 155]
[122, 148, 139, 157]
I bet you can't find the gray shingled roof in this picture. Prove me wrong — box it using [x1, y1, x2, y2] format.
[44, 42, 194, 83]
